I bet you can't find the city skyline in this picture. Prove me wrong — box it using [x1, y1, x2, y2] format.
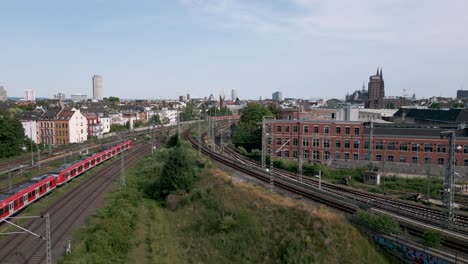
[1, 1, 467, 99]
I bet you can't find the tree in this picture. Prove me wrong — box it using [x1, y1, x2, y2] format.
[0, 114, 28, 158]
[180, 103, 198, 121]
[423, 231, 443, 248]
[206, 106, 232, 116]
[386, 102, 396, 109]
[232, 102, 273, 152]
[108, 96, 120, 103]
[266, 103, 281, 119]
[153, 114, 162, 125]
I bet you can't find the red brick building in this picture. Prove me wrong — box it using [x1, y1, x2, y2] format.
[268, 120, 468, 166]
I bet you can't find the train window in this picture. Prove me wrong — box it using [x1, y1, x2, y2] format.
[20, 197, 24, 203]
[14, 200, 18, 207]
[46, 182, 50, 188]
[0, 207, 3, 215]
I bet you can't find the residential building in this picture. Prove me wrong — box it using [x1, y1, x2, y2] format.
[98, 115, 111, 134]
[267, 120, 468, 167]
[366, 69, 384, 109]
[0, 86, 7, 101]
[24, 89, 35, 101]
[37, 107, 87, 145]
[71, 94, 88, 102]
[272, 91, 283, 102]
[392, 108, 468, 125]
[92, 75, 103, 100]
[84, 112, 98, 137]
[54, 93, 66, 100]
[17, 111, 42, 143]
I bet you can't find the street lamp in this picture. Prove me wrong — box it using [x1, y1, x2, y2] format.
[382, 141, 387, 195]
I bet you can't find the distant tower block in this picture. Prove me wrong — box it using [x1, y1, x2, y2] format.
[231, 89, 237, 101]
[92, 75, 103, 100]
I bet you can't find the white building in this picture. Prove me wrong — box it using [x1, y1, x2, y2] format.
[67, 108, 88, 143]
[157, 108, 178, 125]
[24, 89, 35, 101]
[98, 116, 111, 134]
[231, 89, 237, 101]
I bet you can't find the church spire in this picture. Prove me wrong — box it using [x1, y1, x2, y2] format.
[376, 67, 379, 76]
[362, 82, 365, 90]
[379, 68, 383, 78]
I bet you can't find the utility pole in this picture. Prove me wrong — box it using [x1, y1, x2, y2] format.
[30, 126, 34, 167]
[269, 123, 274, 190]
[120, 133, 126, 188]
[297, 121, 303, 182]
[0, 214, 52, 264]
[441, 131, 456, 229]
[37, 149, 41, 170]
[369, 120, 374, 171]
[8, 164, 12, 193]
[426, 165, 431, 203]
[261, 117, 266, 170]
[198, 116, 201, 156]
[220, 128, 223, 153]
[177, 109, 180, 135]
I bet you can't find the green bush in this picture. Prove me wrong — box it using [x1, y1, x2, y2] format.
[423, 231, 443, 248]
[355, 210, 400, 235]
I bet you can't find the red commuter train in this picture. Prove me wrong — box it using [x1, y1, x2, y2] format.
[0, 140, 133, 221]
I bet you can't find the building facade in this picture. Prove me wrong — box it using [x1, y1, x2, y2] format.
[92, 75, 103, 100]
[366, 69, 385, 109]
[457, 90, 468, 99]
[71, 94, 88, 102]
[268, 120, 468, 167]
[37, 107, 87, 145]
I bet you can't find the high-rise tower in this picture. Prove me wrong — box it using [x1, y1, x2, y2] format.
[92, 75, 103, 100]
[366, 68, 385, 109]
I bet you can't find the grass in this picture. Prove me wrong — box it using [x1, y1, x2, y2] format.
[130, 168, 388, 264]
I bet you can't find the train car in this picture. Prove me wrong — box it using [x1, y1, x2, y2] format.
[54, 140, 133, 185]
[0, 174, 56, 221]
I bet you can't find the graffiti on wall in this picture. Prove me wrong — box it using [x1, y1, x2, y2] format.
[372, 234, 450, 264]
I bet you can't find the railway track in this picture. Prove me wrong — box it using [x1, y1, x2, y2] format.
[221, 142, 468, 234]
[185, 129, 468, 259]
[0, 141, 153, 263]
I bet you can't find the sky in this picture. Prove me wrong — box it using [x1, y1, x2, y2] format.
[0, 0, 467, 100]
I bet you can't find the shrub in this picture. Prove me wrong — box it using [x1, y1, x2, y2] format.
[423, 231, 443, 248]
[354, 210, 400, 235]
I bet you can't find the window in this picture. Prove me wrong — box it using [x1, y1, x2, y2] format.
[293, 126, 298, 133]
[412, 143, 420, 152]
[303, 150, 309, 159]
[412, 157, 418, 163]
[314, 126, 319, 133]
[313, 150, 320, 160]
[376, 154, 382, 161]
[364, 141, 370, 150]
[438, 158, 444, 165]
[304, 125, 309, 133]
[277, 126, 282, 132]
[276, 151, 281, 157]
[324, 126, 329, 134]
[335, 140, 341, 148]
[354, 127, 360, 135]
[285, 138, 290, 145]
[437, 144, 446, 153]
[336, 127, 341, 134]
[464, 145, 468, 154]
[293, 151, 298, 158]
[376, 142, 384, 150]
[335, 152, 340, 159]
[464, 159, 468, 166]
[400, 143, 408, 151]
[285, 126, 290, 132]
[387, 155, 394, 162]
[424, 144, 433, 152]
[276, 138, 282, 145]
[324, 151, 330, 160]
[313, 138, 320, 147]
[344, 153, 350, 160]
[345, 127, 350, 134]
[293, 138, 298, 146]
[353, 153, 359, 160]
[353, 140, 359, 149]
[344, 140, 350, 148]
[303, 138, 310, 147]
[285, 150, 290, 157]
[387, 142, 395, 150]
[323, 139, 330, 148]
[424, 157, 431, 164]
[399, 156, 406, 162]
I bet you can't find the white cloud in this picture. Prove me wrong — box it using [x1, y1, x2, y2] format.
[179, 0, 468, 45]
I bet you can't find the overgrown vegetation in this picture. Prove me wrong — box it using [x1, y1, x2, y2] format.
[423, 231, 443, 248]
[0, 111, 32, 158]
[62, 136, 389, 263]
[354, 210, 400, 235]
